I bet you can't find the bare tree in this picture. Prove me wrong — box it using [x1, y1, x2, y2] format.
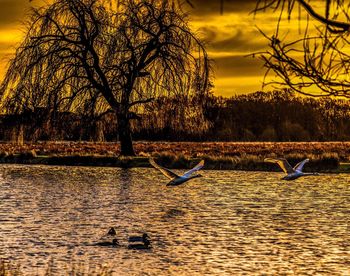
[253, 0, 350, 98]
[0, 0, 210, 155]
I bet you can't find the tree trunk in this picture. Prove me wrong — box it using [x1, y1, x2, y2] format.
[117, 114, 135, 156]
[13, 124, 24, 145]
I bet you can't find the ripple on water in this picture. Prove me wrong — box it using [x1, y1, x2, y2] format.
[0, 165, 349, 275]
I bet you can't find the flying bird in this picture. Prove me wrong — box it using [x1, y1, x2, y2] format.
[264, 157, 319, 180]
[149, 158, 204, 186]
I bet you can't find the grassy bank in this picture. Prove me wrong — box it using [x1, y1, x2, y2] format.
[2, 141, 350, 159]
[0, 149, 346, 172]
[0, 141, 349, 172]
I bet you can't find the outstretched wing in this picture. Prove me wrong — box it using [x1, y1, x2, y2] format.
[293, 158, 309, 172]
[264, 158, 294, 174]
[183, 160, 205, 178]
[149, 158, 179, 179]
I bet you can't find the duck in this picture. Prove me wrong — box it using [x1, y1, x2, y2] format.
[94, 238, 119, 247]
[149, 158, 204, 186]
[128, 233, 151, 250]
[264, 157, 319, 180]
[93, 227, 119, 247]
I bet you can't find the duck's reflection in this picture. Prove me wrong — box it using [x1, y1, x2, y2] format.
[162, 208, 186, 220]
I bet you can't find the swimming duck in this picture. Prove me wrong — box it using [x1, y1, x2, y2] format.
[265, 157, 319, 180]
[93, 227, 119, 247]
[94, 238, 119, 247]
[150, 158, 204, 186]
[128, 233, 151, 249]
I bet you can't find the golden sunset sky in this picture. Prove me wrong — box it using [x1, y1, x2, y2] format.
[0, 0, 305, 96]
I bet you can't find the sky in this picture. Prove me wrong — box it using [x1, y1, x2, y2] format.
[0, 0, 300, 97]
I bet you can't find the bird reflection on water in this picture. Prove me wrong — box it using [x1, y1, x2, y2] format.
[162, 208, 186, 219]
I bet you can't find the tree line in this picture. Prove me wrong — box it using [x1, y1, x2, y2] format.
[2, 89, 350, 142]
[136, 89, 350, 141]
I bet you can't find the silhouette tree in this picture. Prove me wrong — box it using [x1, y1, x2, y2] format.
[0, 0, 210, 155]
[253, 0, 350, 98]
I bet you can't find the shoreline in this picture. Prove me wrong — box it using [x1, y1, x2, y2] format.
[1, 141, 349, 172]
[0, 154, 349, 173]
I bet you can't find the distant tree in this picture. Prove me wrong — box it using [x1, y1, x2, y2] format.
[133, 95, 211, 140]
[0, 0, 210, 155]
[260, 125, 277, 141]
[281, 120, 310, 141]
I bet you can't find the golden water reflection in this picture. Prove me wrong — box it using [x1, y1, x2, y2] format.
[0, 165, 349, 275]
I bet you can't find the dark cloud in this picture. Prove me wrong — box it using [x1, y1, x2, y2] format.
[199, 26, 268, 53]
[213, 55, 265, 77]
[188, 0, 258, 17]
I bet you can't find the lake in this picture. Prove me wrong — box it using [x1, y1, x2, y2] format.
[0, 165, 349, 275]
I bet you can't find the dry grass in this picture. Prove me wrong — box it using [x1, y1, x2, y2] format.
[0, 141, 349, 159]
[0, 141, 346, 171]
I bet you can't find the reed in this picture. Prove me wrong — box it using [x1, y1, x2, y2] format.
[0, 142, 345, 172]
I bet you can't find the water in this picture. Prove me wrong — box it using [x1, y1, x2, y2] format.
[0, 165, 349, 275]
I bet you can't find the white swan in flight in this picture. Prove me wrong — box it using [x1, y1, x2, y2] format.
[149, 158, 204, 186]
[264, 158, 318, 180]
